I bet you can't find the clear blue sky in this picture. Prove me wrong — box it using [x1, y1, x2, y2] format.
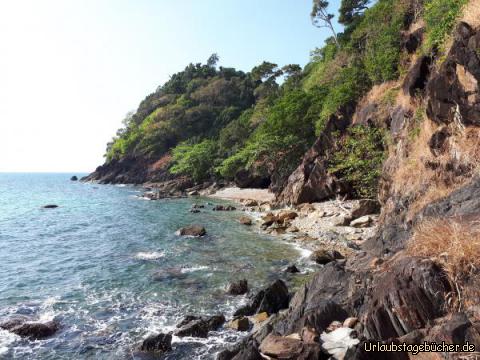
[0, 0, 342, 172]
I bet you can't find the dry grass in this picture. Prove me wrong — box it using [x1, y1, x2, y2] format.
[149, 153, 172, 171]
[461, 0, 480, 29]
[407, 217, 480, 310]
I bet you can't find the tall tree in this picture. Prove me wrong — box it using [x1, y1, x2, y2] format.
[339, 0, 370, 26]
[311, 0, 339, 47]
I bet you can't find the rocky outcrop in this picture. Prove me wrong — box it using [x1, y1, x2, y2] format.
[174, 314, 225, 338]
[175, 225, 206, 237]
[277, 109, 353, 205]
[361, 257, 451, 340]
[0, 317, 60, 340]
[140, 333, 172, 353]
[427, 22, 480, 126]
[234, 280, 289, 317]
[227, 279, 249, 296]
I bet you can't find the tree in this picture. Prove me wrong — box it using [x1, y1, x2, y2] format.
[339, 0, 370, 26]
[207, 53, 219, 68]
[311, 0, 339, 47]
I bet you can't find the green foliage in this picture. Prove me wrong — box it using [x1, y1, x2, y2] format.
[339, 0, 370, 25]
[423, 0, 468, 52]
[350, 0, 408, 83]
[317, 64, 370, 133]
[328, 126, 386, 198]
[170, 140, 217, 182]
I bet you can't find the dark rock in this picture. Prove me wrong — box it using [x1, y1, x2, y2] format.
[231, 339, 263, 360]
[1, 319, 59, 339]
[176, 315, 201, 328]
[191, 204, 205, 209]
[310, 249, 343, 265]
[403, 27, 425, 54]
[213, 205, 236, 211]
[362, 257, 451, 340]
[427, 22, 480, 126]
[285, 265, 300, 274]
[234, 169, 271, 189]
[139, 333, 172, 353]
[42, 204, 59, 209]
[425, 313, 480, 348]
[403, 55, 433, 97]
[176, 225, 206, 237]
[190, 209, 201, 213]
[174, 314, 225, 338]
[277, 108, 353, 205]
[70, 176, 78, 181]
[239, 216, 252, 226]
[234, 280, 289, 317]
[272, 262, 360, 336]
[429, 126, 451, 156]
[227, 279, 249, 296]
[226, 317, 251, 331]
[350, 199, 380, 219]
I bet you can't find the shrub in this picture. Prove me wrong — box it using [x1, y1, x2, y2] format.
[170, 140, 217, 182]
[328, 125, 386, 198]
[423, 0, 468, 52]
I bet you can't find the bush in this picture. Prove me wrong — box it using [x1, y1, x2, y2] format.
[423, 0, 468, 52]
[328, 125, 386, 198]
[170, 140, 218, 182]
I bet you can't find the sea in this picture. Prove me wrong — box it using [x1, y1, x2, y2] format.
[0, 173, 307, 359]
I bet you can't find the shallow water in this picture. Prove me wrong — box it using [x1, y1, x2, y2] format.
[0, 173, 304, 359]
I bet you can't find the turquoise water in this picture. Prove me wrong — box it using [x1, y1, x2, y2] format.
[0, 173, 302, 359]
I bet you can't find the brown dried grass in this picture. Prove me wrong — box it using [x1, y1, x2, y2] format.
[407, 217, 480, 310]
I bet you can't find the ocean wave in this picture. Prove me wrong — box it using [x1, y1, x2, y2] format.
[180, 266, 209, 274]
[134, 251, 165, 260]
[0, 329, 18, 356]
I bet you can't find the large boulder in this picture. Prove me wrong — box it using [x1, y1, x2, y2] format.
[362, 257, 451, 340]
[227, 279, 249, 296]
[0, 318, 60, 340]
[234, 280, 289, 317]
[139, 333, 172, 353]
[277, 110, 352, 205]
[176, 225, 206, 237]
[174, 314, 225, 338]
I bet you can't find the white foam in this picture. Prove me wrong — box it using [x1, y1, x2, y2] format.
[0, 329, 18, 356]
[135, 251, 165, 260]
[180, 266, 209, 274]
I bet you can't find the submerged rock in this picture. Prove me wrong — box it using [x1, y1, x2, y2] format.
[213, 205, 236, 211]
[176, 225, 206, 237]
[285, 265, 300, 273]
[70, 176, 78, 181]
[42, 204, 59, 209]
[140, 333, 172, 353]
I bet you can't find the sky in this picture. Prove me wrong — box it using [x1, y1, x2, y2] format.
[0, 0, 341, 172]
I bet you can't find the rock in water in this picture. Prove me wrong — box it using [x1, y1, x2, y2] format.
[239, 216, 253, 226]
[0, 318, 60, 339]
[285, 265, 300, 273]
[176, 225, 206, 237]
[234, 279, 289, 317]
[174, 314, 225, 338]
[140, 333, 172, 353]
[42, 204, 59, 209]
[227, 279, 248, 295]
[310, 250, 343, 265]
[226, 317, 251, 331]
[70, 175, 78, 181]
